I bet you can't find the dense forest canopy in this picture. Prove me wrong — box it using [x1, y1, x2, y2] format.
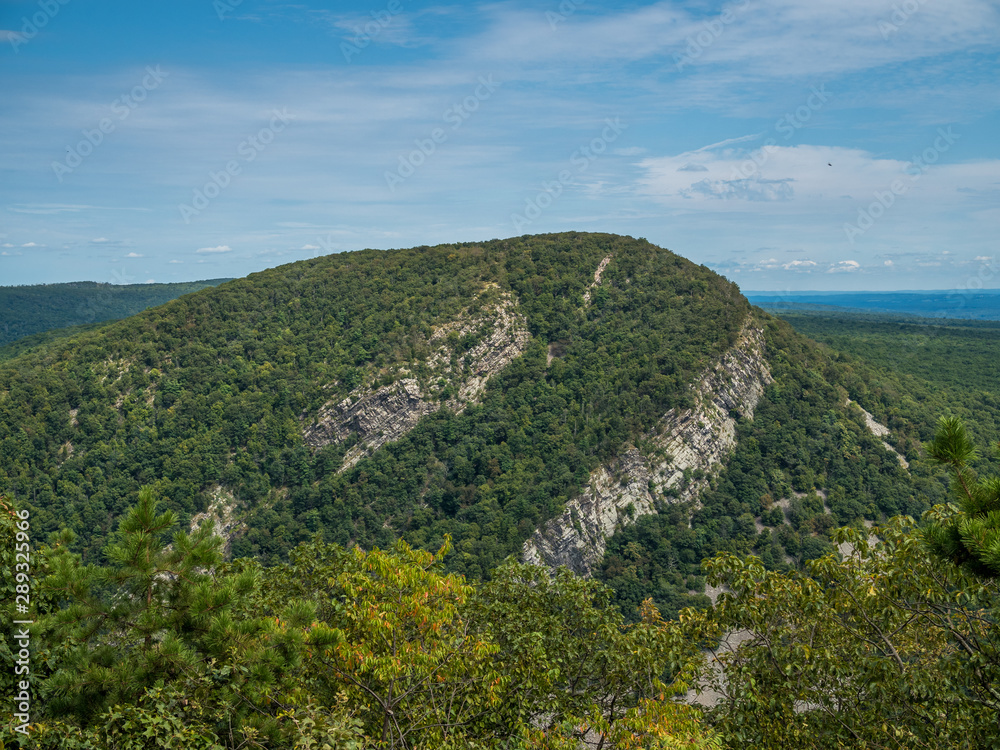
[2, 418, 999, 747]
[2, 232, 999, 746]
[1, 234, 996, 617]
[0, 233, 748, 574]
[0, 279, 231, 350]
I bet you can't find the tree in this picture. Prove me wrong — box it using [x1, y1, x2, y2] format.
[924, 415, 1000, 578]
[471, 562, 720, 749]
[699, 518, 1000, 748]
[262, 535, 505, 748]
[38, 487, 273, 727]
[260, 538, 721, 748]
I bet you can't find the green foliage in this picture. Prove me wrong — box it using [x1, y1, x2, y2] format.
[598, 312, 956, 619]
[772, 309, 1000, 393]
[700, 517, 1000, 748]
[284, 536, 503, 747]
[925, 416, 1000, 578]
[41, 487, 231, 719]
[0, 233, 747, 577]
[0, 279, 231, 351]
[470, 561, 709, 744]
[769, 310, 1000, 457]
[30, 487, 314, 747]
[6, 490, 717, 749]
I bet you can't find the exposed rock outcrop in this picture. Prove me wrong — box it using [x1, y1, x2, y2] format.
[582, 254, 612, 305]
[189, 486, 245, 558]
[846, 398, 909, 469]
[303, 292, 531, 470]
[523, 322, 773, 576]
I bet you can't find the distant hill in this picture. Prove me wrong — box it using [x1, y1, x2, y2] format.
[0, 321, 110, 363]
[747, 289, 1000, 320]
[0, 278, 232, 349]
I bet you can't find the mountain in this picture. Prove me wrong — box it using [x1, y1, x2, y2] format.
[2, 234, 997, 747]
[0, 278, 232, 350]
[0, 232, 987, 619]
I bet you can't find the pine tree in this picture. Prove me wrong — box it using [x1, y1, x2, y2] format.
[40, 486, 257, 721]
[925, 416, 1000, 578]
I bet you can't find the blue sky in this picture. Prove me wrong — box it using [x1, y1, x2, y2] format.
[1, 0, 998, 291]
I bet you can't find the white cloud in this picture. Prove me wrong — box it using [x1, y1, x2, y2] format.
[323, 9, 424, 49]
[196, 245, 232, 254]
[828, 260, 861, 273]
[638, 143, 1000, 218]
[92, 237, 109, 243]
[8, 204, 150, 215]
[124, 252, 144, 258]
[461, 0, 1000, 82]
[168, 259, 183, 264]
[21, 242, 44, 247]
[301, 244, 320, 250]
[783, 259, 817, 270]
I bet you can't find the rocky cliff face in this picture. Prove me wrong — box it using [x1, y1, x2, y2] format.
[189, 486, 245, 557]
[303, 291, 531, 470]
[522, 322, 773, 576]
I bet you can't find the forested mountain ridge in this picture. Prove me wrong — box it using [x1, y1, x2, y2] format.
[0, 278, 231, 351]
[525, 320, 773, 576]
[0, 233, 753, 575]
[4, 232, 1000, 748]
[0, 233, 987, 609]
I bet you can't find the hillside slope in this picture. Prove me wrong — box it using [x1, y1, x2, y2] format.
[0, 233, 750, 573]
[0, 233, 978, 605]
[0, 278, 231, 349]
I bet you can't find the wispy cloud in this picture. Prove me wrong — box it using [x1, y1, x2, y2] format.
[0, 1, 996, 289]
[8, 204, 151, 215]
[828, 259, 860, 273]
[638, 143, 1000, 214]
